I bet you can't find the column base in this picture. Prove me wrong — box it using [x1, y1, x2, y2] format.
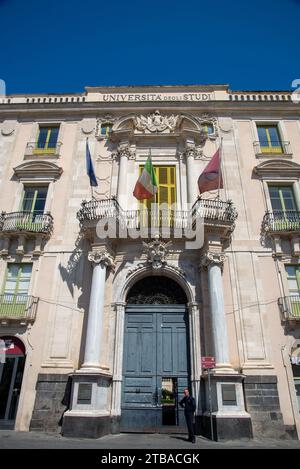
[62, 371, 112, 438]
[200, 414, 253, 441]
[62, 411, 111, 439]
[201, 372, 253, 440]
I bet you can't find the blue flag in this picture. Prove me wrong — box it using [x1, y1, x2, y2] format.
[86, 140, 98, 187]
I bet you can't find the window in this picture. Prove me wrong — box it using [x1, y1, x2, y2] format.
[17, 186, 48, 229]
[269, 186, 297, 213]
[100, 123, 112, 137]
[202, 122, 214, 135]
[2, 264, 32, 298]
[139, 165, 176, 227]
[34, 125, 59, 154]
[257, 124, 282, 153]
[285, 265, 300, 317]
[21, 186, 48, 217]
[139, 166, 176, 207]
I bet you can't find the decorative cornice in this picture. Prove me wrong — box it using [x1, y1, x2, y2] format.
[88, 249, 115, 269]
[13, 161, 63, 180]
[199, 251, 226, 269]
[254, 159, 300, 178]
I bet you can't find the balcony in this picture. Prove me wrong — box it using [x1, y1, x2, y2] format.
[77, 197, 237, 240]
[263, 211, 300, 234]
[0, 211, 53, 236]
[0, 294, 38, 324]
[24, 141, 62, 158]
[278, 295, 300, 322]
[254, 140, 292, 157]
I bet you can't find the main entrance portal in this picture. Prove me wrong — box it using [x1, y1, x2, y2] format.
[121, 276, 190, 433]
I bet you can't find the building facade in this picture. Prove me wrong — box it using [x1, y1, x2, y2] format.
[0, 84, 300, 440]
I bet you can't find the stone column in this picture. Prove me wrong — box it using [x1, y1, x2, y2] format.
[117, 142, 135, 209]
[201, 252, 232, 371]
[186, 153, 196, 205]
[81, 249, 115, 371]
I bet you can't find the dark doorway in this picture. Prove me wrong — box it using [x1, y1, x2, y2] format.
[0, 336, 26, 429]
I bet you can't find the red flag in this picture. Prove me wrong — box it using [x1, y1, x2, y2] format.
[198, 147, 223, 194]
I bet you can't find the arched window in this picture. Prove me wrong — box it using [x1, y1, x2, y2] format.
[126, 276, 187, 304]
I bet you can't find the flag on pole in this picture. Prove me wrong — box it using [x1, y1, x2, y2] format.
[133, 155, 158, 200]
[86, 140, 98, 187]
[197, 147, 223, 194]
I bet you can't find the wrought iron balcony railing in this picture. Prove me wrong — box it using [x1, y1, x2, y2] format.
[253, 140, 291, 156]
[263, 211, 300, 233]
[24, 141, 62, 157]
[77, 197, 237, 234]
[0, 294, 38, 322]
[0, 211, 53, 235]
[278, 295, 300, 321]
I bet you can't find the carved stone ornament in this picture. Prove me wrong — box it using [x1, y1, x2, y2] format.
[95, 115, 116, 139]
[199, 251, 226, 269]
[199, 113, 219, 139]
[143, 238, 172, 269]
[179, 143, 208, 161]
[134, 110, 179, 133]
[113, 143, 136, 160]
[126, 261, 185, 278]
[88, 249, 115, 269]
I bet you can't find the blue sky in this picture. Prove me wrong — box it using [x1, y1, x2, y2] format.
[0, 0, 299, 94]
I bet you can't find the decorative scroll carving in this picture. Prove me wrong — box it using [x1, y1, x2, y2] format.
[88, 249, 115, 269]
[134, 110, 179, 133]
[199, 251, 226, 269]
[115, 143, 135, 160]
[143, 238, 172, 269]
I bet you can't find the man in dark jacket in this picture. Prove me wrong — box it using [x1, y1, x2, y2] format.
[179, 388, 196, 443]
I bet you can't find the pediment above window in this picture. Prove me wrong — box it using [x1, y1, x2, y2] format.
[109, 111, 208, 145]
[254, 159, 300, 178]
[13, 161, 63, 180]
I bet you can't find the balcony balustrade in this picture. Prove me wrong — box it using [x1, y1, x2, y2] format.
[278, 295, 300, 321]
[0, 211, 53, 236]
[24, 141, 62, 158]
[0, 294, 38, 323]
[77, 197, 237, 239]
[253, 140, 292, 156]
[263, 211, 300, 234]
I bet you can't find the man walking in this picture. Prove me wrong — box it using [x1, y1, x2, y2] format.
[179, 388, 196, 443]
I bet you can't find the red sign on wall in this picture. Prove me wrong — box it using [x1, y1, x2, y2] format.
[201, 356, 216, 369]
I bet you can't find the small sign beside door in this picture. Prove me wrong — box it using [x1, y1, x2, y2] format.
[201, 356, 216, 369]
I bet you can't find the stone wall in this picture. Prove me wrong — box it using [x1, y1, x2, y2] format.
[244, 375, 295, 439]
[30, 374, 71, 433]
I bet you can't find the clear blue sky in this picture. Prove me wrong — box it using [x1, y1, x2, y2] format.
[0, 0, 299, 94]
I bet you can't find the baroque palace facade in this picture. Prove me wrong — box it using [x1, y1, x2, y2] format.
[0, 84, 300, 440]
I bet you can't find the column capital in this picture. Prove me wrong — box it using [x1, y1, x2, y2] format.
[199, 251, 226, 270]
[88, 248, 116, 270]
[114, 142, 136, 160]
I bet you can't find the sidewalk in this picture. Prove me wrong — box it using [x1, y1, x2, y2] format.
[0, 430, 300, 449]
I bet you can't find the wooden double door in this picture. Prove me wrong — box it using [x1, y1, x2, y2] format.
[121, 305, 190, 432]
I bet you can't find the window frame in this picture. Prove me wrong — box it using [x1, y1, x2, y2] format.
[34, 125, 60, 154]
[1, 263, 33, 297]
